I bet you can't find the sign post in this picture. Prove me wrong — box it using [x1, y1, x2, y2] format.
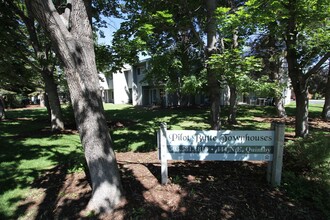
[271, 122, 285, 186]
[159, 123, 169, 184]
[158, 122, 285, 187]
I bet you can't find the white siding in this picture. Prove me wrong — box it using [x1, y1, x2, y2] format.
[113, 65, 132, 104]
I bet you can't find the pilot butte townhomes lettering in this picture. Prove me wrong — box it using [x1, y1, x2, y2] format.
[162, 130, 275, 160]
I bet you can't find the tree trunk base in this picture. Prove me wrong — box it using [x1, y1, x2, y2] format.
[85, 182, 124, 214]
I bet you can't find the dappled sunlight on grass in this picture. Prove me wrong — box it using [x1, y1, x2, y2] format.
[285, 102, 324, 118]
[0, 108, 84, 219]
[104, 104, 211, 152]
[103, 104, 133, 111]
[104, 104, 286, 152]
[0, 188, 27, 217]
[1, 103, 328, 219]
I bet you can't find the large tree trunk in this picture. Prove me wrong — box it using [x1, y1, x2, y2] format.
[228, 85, 238, 124]
[293, 83, 309, 137]
[41, 68, 65, 131]
[285, 1, 309, 137]
[27, 0, 123, 214]
[287, 63, 310, 137]
[285, 1, 330, 137]
[322, 62, 330, 121]
[274, 97, 286, 117]
[228, 26, 239, 124]
[206, 0, 221, 130]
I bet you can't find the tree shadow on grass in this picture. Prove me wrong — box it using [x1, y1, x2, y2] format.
[11, 166, 93, 219]
[108, 158, 326, 219]
[0, 114, 85, 219]
[0, 141, 86, 219]
[105, 105, 283, 153]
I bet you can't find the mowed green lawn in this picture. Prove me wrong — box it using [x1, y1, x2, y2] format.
[0, 103, 329, 219]
[0, 107, 82, 218]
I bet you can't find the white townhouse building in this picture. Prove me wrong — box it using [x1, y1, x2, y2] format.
[99, 59, 213, 107]
[99, 64, 133, 104]
[132, 59, 170, 106]
[99, 59, 291, 107]
[100, 60, 169, 107]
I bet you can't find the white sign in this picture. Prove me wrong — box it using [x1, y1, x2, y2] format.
[158, 123, 285, 186]
[162, 130, 274, 161]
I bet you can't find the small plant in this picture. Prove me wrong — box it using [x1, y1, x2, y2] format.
[171, 175, 182, 184]
[131, 207, 145, 219]
[67, 162, 85, 173]
[189, 188, 196, 196]
[85, 210, 96, 218]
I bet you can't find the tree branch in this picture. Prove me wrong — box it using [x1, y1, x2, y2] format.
[26, 0, 74, 68]
[5, 0, 41, 55]
[306, 52, 330, 78]
[26, 0, 72, 42]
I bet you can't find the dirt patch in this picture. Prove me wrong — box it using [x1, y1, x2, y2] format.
[17, 151, 325, 220]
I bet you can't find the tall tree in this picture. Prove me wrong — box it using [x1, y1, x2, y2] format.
[209, 50, 263, 124]
[205, 0, 221, 129]
[25, 0, 123, 214]
[4, 0, 65, 131]
[218, 0, 244, 125]
[218, 1, 289, 119]
[283, 0, 330, 137]
[210, 1, 264, 124]
[0, 1, 41, 95]
[244, 0, 330, 137]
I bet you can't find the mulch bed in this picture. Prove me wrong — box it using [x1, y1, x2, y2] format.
[18, 151, 325, 220]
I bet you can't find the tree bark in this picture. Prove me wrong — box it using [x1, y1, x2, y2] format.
[285, 5, 330, 136]
[322, 61, 330, 121]
[267, 34, 287, 118]
[206, 0, 221, 130]
[228, 86, 238, 124]
[286, 58, 309, 137]
[274, 97, 286, 117]
[228, 26, 239, 124]
[285, 1, 309, 137]
[26, 0, 123, 214]
[41, 68, 65, 131]
[294, 84, 309, 137]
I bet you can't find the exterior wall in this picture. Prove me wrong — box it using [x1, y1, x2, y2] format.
[99, 73, 110, 103]
[104, 89, 114, 103]
[100, 64, 133, 104]
[132, 61, 148, 106]
[113, 65, 133, 104]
